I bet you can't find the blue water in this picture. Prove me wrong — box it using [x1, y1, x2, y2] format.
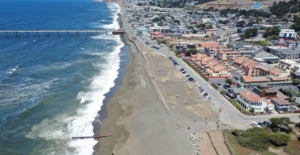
[0, 0, 124, 154]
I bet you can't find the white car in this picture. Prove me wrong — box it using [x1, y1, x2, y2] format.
[206, 94, 211, 100]
[250, 121, 258, 126]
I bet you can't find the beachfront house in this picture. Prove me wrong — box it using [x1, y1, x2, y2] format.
[237, 90, 274, 112]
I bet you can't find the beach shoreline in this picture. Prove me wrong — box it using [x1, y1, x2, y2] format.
[95, 2, 220, 155]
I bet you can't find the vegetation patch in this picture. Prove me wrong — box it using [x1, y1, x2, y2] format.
[224, 130, 277, 155]
[166, 92, 174, 96]
[283, 136, 300, 155]
[210, 83, 218, 90]
[232, 128, 290, 151]
[231, 101, 250, 115]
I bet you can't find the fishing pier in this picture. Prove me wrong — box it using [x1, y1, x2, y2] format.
[0, 29, 125, 37]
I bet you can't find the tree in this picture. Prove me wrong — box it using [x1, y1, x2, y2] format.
[185, 48, 197, 56]
[269, 133, 290, 146]
[196, 24, 206, 30]
[236, 20, 246, 27]
[173, 20, 180, 24]
[270, 117, 283, 127]
[293, 78, 300, 85]
[263, 26, 280, 38]
[152, 17, 161, 22]
[250, 108, 255, 113]
[282, 89, 295, 97]
[244, 28, 258, 39]
[225, 79, 233, 85]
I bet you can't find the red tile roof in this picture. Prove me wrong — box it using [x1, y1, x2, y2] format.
[240, 90, 262, 102]
[199, 42, 220, 48]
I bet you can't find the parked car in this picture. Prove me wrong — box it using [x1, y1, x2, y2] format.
[169, 57, 173, 60]
[217, 83, 221, 86]
[181, 71, 186, 74]
[185, 74, 190, 78]
[203, 93, 208, 97]
[205, 94, 211, 100]
[250, 121, 259, 126]
[180, 68, 185, 71]
[197, 87, 204, 93]
[188, 77, 194, 81]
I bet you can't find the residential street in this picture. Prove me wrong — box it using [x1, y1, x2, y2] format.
[120, 12, 300, 130]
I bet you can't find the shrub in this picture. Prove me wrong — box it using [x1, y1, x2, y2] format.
[220, 90, 226, 94]
[269, 133, 290, 146]
[233, 127, 291, 151]
[204, 35, 209, 38]
[272, 127, 279, 132]
[211, 83, 218, 90]
[250, 108, 255, 113]
[234, 127, 271, 151]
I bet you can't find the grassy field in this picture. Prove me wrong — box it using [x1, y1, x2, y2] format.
[283, 135, 300, 155]
[224, 130, 277, 155]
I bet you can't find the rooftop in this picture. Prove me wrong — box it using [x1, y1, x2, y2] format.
[240, 90, 262, 102]
[271, 98, 291, 105]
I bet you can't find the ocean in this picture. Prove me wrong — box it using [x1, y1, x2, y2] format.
[0, 0, 127, 154]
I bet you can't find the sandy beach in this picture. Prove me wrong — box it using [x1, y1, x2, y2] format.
[94, 2, 230, 155]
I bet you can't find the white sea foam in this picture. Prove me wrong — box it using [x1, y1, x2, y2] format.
[25, 3, 123, 155]
[95, 3, 120, 30]
[24, 62, 72, 72]
[25, 39, 123, 154]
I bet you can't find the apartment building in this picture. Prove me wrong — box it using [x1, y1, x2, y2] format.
[278, 59, 298, 73]
[279, 29, 297, 39]
[206, 64, 231, 78]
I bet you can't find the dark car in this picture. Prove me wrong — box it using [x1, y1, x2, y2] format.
[217, 83, 221, 86]
[169, 57, 173, 60]
[180, 68, 185, 71]
[203, 93, 208, 97]
[188, 77, 195, 82]
[235, 76, 239, 80]
[185, 74, 190, 78]
[172, 60, 176, 62]
[182, 71, 186, 74]
[197, 87, 204, 93]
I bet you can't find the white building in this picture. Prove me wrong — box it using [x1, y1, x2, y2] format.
[237, 90, 274, 112]
[149, 26, 171, 33]
[279, 29, 297, 39]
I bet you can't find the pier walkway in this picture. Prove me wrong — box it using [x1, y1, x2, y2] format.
[0, 29, 115, 37]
